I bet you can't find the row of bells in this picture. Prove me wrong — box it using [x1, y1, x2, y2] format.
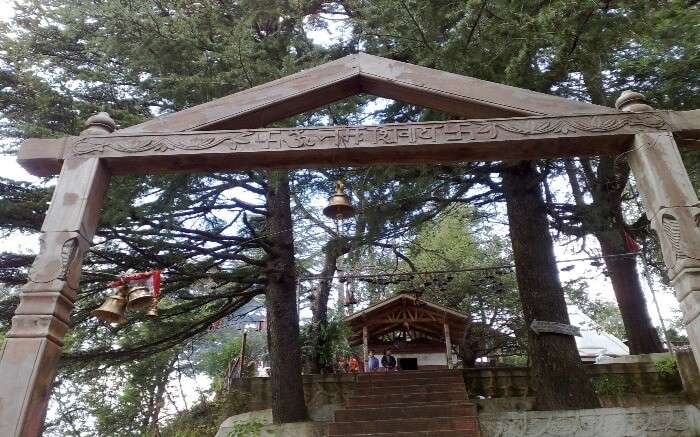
[92, 285, 158, 324]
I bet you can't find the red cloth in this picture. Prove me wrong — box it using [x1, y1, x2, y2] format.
[111, 270, 161, 297]
[624, 232, 640, 253]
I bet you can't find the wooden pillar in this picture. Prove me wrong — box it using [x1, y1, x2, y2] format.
[617, 92, 700, 370]
[0, 114, 112, 437]
[444, 322, 453, 369]
[362, 325, 368, 370]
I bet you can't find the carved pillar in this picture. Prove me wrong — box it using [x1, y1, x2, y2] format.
[617, 92, 700, 370]
[362, 325, 368, 371]
[444, 321, 453, 369]
[0, 113, 113, 437]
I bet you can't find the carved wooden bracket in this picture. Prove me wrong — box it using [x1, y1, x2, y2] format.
[649, 205, 700, 279]
[27, 232, 89, 291]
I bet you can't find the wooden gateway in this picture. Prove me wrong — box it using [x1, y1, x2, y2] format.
[3, 53, 700, 436]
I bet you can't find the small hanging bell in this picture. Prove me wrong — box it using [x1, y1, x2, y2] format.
[343, 280, 357, 306]
[92, 287, 128, 324]
[127, 285, 154, 309]
[145, 299, 159, 319]
[323, 181, 355, 220]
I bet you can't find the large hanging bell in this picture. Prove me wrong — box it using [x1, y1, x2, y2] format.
[127, 285, 154, 309]
[323, 181, 355, 220]
[92, 288, 128, 324]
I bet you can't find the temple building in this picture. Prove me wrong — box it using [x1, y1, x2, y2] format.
[345, 294, 629, 369]
[345, 293, 472, 370]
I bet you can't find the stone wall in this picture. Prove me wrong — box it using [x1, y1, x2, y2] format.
[479, 405, 700, 437]
[464, 362, 685, 403]
[228, 374, 357, 418]
[226, 361, 686, 417]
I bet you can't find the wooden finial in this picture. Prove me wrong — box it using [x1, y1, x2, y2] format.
[615, 90, 653, 112]
[81, 112, 116, 135]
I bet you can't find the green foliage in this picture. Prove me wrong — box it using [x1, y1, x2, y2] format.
[500, 355, 528, 367]
[197, 331, 266, 391]
[653, 357, 678, 379]
[404, 207, 525, 359]
[227, 419, 264, 437]
[300, 316, 352, 374]
[565, 281, 627, 341]
[591, 374, 629, 397]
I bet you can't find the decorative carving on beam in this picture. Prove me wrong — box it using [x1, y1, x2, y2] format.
[494, 112, 665, 135]
[66, 112, 668, 158]
[73, 135, 236, 155]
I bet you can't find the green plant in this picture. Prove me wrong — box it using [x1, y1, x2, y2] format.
[591, 374, 629, 397]
[227, 418, 263, 437]
[653, 357, 678, 378]
[301, 316, 352, 373]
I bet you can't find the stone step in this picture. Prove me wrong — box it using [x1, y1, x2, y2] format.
[328, 416, 478, 436]
[357, 370, 460, 380]
[335, 402, 476, 422]
[333, 431, 480, 437]
[352, 382, 465, 396]
[354, 375, 464, 388]
[346, 391, 468, 407]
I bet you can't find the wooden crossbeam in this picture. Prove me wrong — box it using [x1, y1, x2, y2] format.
[18, 110, 699, 177]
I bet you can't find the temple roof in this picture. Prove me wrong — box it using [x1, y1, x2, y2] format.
[345, 293, 477, 347]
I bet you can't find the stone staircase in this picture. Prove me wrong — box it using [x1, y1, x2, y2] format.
[327, 369, 480, 436]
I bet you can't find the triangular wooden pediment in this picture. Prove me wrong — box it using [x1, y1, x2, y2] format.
[123, 53, 615, 134]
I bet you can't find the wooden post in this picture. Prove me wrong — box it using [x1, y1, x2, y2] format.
[0, 114, 112, 437]
[362, 325, 368, 370]
[444, 322, 453, 369]
[239, 330, 247, 377]
[617, 91, 700, 370]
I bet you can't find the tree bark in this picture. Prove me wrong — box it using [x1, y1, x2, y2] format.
[567, 157, 664, 354]
[502, 161, 600, 410]
[578, 63, 664, 354]
[308, 238, 351, 373]
[264, 171, 308, 423]
[596, 228, 664, 353]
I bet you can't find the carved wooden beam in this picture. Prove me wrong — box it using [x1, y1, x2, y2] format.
[18, 110, 699, 176]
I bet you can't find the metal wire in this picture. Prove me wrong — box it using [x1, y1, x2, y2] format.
[298, 251, 641, 281]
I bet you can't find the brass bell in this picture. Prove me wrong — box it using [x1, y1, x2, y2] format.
[127, 285, 154, 309]
[145, 300, 159, 319]
[92, 287, 128, 324]
[323, 181, 355, 220]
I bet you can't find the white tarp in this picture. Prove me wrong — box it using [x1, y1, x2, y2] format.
[567, 305, 630, 359]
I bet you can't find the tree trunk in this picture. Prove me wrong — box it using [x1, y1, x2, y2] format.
[596, 228, 664, 353]
[309, 238, 350, 373]
[264, 171, 308, 423]
[502, 161, 600, 410]
[563, 157, 663, 354]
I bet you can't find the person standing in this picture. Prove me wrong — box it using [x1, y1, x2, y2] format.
[381, 349, 397, 372]
[348, 354, 361, 373]
[366, 350, 380, 373]
[336, 356, 348, 374]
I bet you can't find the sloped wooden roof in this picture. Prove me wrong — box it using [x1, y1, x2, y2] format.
[123, 52, 615, 134]
[345, 293, 475, 347]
